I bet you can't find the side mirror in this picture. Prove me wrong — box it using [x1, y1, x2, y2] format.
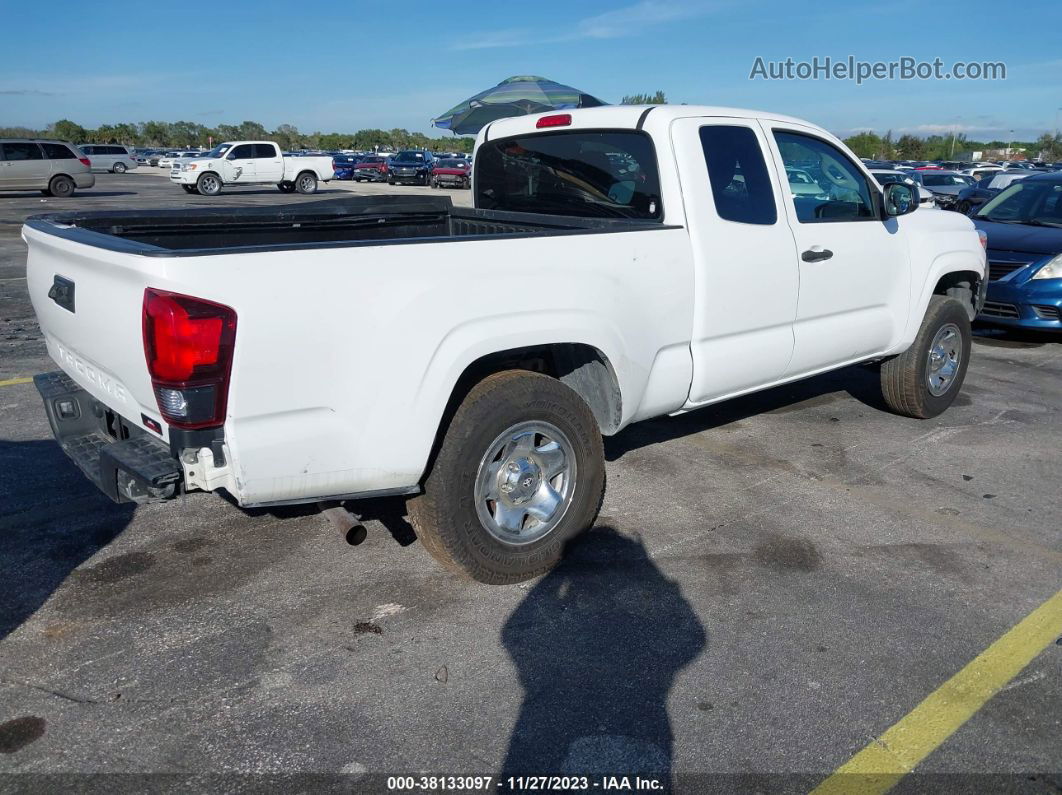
[226, 152, 237, 160]
[883, 182, 917, 216]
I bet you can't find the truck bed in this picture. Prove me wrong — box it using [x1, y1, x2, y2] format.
[25, 195, 664, 256]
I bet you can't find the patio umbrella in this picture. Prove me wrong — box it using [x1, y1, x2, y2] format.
[432, 75, 606, 136]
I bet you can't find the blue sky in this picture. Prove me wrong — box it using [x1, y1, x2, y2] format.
[2, 0, 1060, 141]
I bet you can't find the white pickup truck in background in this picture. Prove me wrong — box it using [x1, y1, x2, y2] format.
[169, 141, 334, 195]
[25, 105, 987, 583]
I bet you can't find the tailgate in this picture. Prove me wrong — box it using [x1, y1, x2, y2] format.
[24, 223, 166, 439]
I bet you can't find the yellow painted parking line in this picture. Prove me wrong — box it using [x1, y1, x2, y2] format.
[0, 377, 33, 387]
[812, 587, 1062, 795]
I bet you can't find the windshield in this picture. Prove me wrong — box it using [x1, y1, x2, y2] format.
[393, 151, 425, 163]
[872, 173, 909, 186]
[475, 130, 662, 220]
[976, 181, 1062, 226]
[437, 159, 467, 168]
[204, 143, 233, 159]
[921, 174, 973, 187]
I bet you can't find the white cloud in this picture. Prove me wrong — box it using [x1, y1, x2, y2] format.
[454, 1, 719, 50]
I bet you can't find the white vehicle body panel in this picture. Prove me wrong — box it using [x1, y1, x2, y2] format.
[168, 141, 333, 188]
[25, 105, 986, 507]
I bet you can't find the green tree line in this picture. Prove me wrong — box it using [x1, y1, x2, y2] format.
[841, 129, 1062, 161]
[0, 119, 476, 153]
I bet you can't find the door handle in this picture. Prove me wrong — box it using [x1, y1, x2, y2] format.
[801, 248, 834, 262]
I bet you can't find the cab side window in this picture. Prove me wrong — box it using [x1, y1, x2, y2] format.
[231, 144, 255, 159]
[698, 125, 777, 225]
[254, 144, 277, 158]
[773, 131, 875, 222]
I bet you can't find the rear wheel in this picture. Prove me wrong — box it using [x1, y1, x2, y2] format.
[196, 172, 222, 196]
[47, 175, 75, 198]
[112, 162, 127, 174]
[277, 181, 296, 193]
[880, 296, 971, 419]
[295, 172, 317, 194]
[408, 371, 605, 584]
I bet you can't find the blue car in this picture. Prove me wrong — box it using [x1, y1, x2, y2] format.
[331, 155, 360, 180]
[972, 173, 1062, 332]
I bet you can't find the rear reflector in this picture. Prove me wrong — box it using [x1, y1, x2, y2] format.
[536, 114, 572, 128]
[143, 288, 237, 429]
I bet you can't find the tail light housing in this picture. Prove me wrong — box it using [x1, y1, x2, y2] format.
[142, 288, 237, 429]
[536, 113, 572, 128]
[79, 157, 91, 168]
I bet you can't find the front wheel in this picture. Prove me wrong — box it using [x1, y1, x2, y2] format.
[880, 296, 971, 419]
[409, 371, 605, 584]
[295, 172, 317, 194]
[196, 172, 222, 196]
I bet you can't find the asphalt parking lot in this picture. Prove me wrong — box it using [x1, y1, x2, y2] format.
[0, 171, 1060, 791]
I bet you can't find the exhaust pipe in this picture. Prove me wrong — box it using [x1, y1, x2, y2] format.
[318, 501, 368, 545]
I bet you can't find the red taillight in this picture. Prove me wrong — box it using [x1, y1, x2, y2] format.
[536, 113, 572, 129]
[79, 157, 91, 167]
[142, 288, 237, 429]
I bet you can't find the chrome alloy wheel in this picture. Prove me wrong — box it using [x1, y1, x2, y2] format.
[926, 323, 961, 396]
[474, 421, 577, 545]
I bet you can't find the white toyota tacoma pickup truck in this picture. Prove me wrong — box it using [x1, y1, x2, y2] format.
[25, 105, 987, 583]
[169, 140, 334, 196]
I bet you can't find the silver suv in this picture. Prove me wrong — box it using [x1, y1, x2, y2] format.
[0, 139, 95, 197]
[78, 144, 137, 173]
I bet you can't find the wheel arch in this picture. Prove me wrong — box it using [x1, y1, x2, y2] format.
[420, 340, 623, 487]
[900, 251, 986, 348]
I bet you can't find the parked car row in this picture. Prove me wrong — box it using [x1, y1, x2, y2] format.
[338, 150, 473, 188]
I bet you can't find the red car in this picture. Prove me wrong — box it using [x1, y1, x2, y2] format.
[353, 156, 389, 182]
[431, 158, 471, 189]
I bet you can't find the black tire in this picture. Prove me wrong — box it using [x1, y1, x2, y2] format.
[196, 172, 222, 196]
[956, 200, 972, 214]
[387, 177, 395, 185]
[277, 182, 296, 193]
[47, 175, 75, 198]
[113, 162, 127, 174]
[295, 172, 317, 194]
[408, 371, 605, 584]
[181, 184, 197, 194]
[880, 296, 971, 419]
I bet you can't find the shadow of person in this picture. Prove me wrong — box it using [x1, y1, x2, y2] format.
[500, 527, 706, 785]
[0, 439, 136, 640]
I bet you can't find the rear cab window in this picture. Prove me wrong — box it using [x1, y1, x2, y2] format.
[475, 129, 662, 220]
[698, 125, 777, 225]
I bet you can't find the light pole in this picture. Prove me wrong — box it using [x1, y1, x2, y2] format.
[1009, 129, 1015, 160]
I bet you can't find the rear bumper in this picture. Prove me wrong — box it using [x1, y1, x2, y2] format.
[74, 173, 95, 189]
[35, 370, 182, 503]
